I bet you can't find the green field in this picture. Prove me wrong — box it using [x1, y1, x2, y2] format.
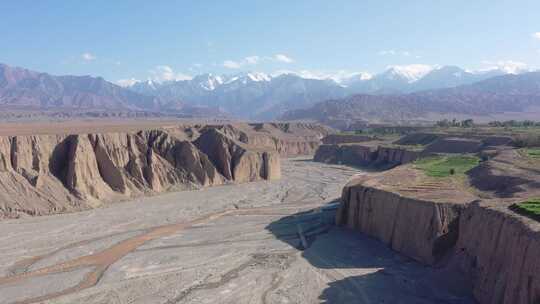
[510, 198, 540, 222]
[414, 155, 480, 177]
[525, 148, 540, 159]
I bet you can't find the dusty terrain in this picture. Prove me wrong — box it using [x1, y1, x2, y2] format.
[0, 159, 473, 304]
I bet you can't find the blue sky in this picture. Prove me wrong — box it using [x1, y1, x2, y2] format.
[1, 0, 539, 84]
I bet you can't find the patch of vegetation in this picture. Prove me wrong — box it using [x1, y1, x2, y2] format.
[525, 148, 540, 159]
[488, 120, 540, 128]
[513, 133, 540, 148]
[414, 155, 480, 177]
[509, 198, 540, 222]
[436, 118, 475, 128]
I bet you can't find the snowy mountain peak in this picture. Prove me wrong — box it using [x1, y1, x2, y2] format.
[383, 64, 437, 83]
[192, 73, 225, 91]
[246, 72, 271, 82]
[222, 72, 272, 85]
[337, 72, 373, 87]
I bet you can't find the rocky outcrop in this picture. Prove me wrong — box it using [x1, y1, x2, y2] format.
[338, 178, 540, 304]
[0, 126, 281, 219]
[194, 128, 280, 183]
[66, 135, 115, 204]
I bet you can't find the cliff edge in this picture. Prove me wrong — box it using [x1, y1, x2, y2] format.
[0, 124, 284, 219]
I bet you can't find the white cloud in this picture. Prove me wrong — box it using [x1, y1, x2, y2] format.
[223, 54, 294, 69]
[245, 56, 260, 64]
[116, 78, 139, 87]
[378, 50, 396, 56]
[378, 50, 416, 57]
[81, 52, 96, 61]
[223, 60, 242, 69]
[532, 32, 540, 40]
[223, 56, 261, 69]
[149, 65, 192, 82]
[479, 60, 529, 74]
[274, 54, 294, 63]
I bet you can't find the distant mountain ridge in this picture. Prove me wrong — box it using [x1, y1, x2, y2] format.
[0, 63, 162, 111]
[128, 65, 516, 119]
[281, 71, 540, 127]
[0, 62, 535, 121]
[130, 72, 346, 119]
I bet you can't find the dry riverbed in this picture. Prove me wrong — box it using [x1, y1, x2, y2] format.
[0, 159, 474, 304]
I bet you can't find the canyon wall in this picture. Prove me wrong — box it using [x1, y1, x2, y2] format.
[197, 123, 328, 157]
[321, 134, 373, 145]
[314, 144, 420, 168]
[337, 181, 469, 264]
[0, 126, 282, 219]
[423, 137, 483, 154]
[455, 202, 540, 304]
[338, 180, 540, 304]
[373, 146, 420, 166]
[314, 144, 375, 167]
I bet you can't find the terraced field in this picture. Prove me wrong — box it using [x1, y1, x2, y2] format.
[414, 155, 480, 177]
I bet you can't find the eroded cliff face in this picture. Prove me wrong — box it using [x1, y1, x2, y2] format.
[338, 179, 540, 304]
[314, 144, 375, 167]
[374, 147, 420, 166]
[337, 180, 468, 264]
[321, 134, 373, 145]
[210, 123, 327, 157]
[314, 144, 419, 169]
[0, 126, 281, 219]
[455, 202, 540, 304]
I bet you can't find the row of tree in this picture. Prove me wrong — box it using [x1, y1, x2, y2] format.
[436, 119, 540, 128]
[435, 119, 475, 128]
[487, 120, 540, 127]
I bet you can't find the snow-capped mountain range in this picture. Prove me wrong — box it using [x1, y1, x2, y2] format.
[0, 62, 535, 121]
[127, 65, 524, 119]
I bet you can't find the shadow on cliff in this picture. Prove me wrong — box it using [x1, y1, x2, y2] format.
[468, 164, 540, 198]
[265, 203, 475, 304]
